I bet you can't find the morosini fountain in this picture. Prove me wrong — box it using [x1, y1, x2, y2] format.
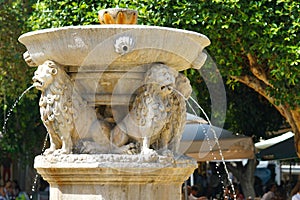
[18, 8, 210, 200]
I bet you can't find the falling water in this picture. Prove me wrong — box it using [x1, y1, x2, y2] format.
[0, 85, 48, 199]
[0, 84, 48, 199]
[188, 96, 236, 199]
[1, 85, 35, 137]
[30, 132, 49, 200]
[172, 87, 236, 200]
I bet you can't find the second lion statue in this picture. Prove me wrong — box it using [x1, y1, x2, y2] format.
[111, 63, 192, 155]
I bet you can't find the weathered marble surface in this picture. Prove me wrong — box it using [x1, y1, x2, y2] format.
[35, 154, 197, 200]
[18, 25, 210, 70]
[32, 60, 111, 155]
[110, 63, 192, 155]
[32, 60, 192, 157]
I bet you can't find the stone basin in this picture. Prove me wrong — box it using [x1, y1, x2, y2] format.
[18, 25, 210, 70]
[19, 25, 210, 106]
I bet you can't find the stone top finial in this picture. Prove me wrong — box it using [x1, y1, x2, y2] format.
[98, 8, 138, 24]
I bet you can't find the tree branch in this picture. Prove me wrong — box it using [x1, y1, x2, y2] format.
[231, 75, 286, 119]
[247, 53, 273, 88]
[232, 75, 300, 156]
[231, 75, 272, 103]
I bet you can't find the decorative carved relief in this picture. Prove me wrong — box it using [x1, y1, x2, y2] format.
[33, 60, 111, 155]
[114, 36, 135, 55]
[33, 61, 192, 156]
[111, 63, 192, 155]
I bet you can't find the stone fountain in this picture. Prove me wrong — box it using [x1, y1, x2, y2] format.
[19, 8, 210, 200]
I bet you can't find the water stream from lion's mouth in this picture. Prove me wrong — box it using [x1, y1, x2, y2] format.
[0, 84, 42, 199]
[188, 96, 236, 200]
[1, 84, 50, 199]
[172, 87, 236, 200]
[1, 85, 35, 137]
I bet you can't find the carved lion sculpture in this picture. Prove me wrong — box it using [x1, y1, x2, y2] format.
[32, 60, 111, 154]
[111, 63, 192, 155]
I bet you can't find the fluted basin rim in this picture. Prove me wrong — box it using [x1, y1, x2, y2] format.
[19, 24, 211, 71]
[19, 24, 210, 43]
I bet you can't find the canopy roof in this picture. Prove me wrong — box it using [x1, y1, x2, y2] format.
[255, 132, 298, 161]
[180, 116, 254, 161]
[255, 131, 294, 150]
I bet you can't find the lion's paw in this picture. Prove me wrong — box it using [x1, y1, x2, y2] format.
[43, 147, 56, 155]
[140, 147, 157, 155]
[112, 143, 138, 154]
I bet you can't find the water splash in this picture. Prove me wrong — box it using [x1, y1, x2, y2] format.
[1, 85, 35, 137]
[172, 87, 236, 199]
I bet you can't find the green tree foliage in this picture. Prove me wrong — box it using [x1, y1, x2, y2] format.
[1, 0, 297, 159]
[27, 0, 298, 140]
[0, 0, 46, 164]
[25, 0, 299, 197]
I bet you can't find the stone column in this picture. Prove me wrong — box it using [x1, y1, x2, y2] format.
[35, 154, 196, 200]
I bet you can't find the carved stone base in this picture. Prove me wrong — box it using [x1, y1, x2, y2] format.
[34, 154, 197, 200]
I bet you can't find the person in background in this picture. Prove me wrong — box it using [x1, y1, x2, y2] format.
[0, 185, 6, 200]
[2, 154, 12, 184]
[4, 180, 14, 200]
[275, 183, 287, 200]
[223, 186, 234, 200]
[234, 185, 244, 200]
[189, 185, 200, 200]
[39, 178, 49, 193]
[189, 185, 208, 200]
[261, 183, 276, 200]
[291, 181, 300, 200]
[182, 185, 192, 200]
[12, 180, 30, 200]
[254, 176, 264, 198]
[38, 178, 49, 200]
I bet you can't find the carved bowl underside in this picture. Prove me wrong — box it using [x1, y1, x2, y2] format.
[69, 64, 146, 105]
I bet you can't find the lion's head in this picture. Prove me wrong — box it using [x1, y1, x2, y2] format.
[175, 73, 192, 99]
[32, 60, 60, 91]
[144, 63, 178, 95]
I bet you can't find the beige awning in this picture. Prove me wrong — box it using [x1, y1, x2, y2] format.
[179, 121, 255, 161]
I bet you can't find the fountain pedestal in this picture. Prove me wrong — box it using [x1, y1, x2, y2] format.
[35, 154, 196, 200]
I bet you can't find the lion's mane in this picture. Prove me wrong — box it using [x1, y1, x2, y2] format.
[111, 63, 191, 154]
[35, 60, 110, 154]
